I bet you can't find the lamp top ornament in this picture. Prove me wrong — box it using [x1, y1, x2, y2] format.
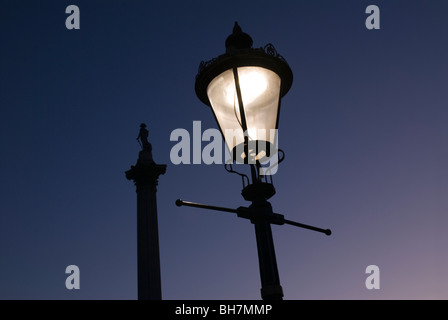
[195, 22, 293, 107]
[225, 22, 253, 53]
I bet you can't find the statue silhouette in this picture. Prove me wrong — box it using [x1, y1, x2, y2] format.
[136, 123, 154, 163]
[137, 123, 151, 149]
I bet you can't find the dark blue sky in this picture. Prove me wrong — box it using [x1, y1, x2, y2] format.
[1, 1, 447, 299]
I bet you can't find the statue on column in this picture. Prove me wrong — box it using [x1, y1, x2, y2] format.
[136, 123, 154, 164]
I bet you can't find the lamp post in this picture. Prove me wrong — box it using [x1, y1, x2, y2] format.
[177, 22, 331, 300]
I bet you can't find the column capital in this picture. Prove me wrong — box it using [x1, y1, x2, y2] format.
[126, 158, 167, 187]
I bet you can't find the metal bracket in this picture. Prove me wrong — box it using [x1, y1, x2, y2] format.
[175, 199, 331, 236]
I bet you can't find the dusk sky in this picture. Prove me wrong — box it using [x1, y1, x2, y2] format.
[1, 1, 447, 300]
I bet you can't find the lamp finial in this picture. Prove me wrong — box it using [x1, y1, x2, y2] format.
[225, 22, 253, 53]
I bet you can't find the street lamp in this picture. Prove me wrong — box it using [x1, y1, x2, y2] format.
[195, 22, 292, 166]
[177, 22, 331, 300]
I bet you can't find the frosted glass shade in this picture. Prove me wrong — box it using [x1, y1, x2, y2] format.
[207, 66, 281, 158]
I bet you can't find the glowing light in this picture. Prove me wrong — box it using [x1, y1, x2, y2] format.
[225, 68, 268, 106]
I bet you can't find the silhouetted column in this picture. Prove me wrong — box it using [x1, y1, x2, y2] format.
[126, 147, 166, 300]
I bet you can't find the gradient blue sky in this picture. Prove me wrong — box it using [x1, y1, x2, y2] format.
[1, 1, 447, 300]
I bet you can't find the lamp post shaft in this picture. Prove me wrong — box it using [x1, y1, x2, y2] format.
[254, 218, 283, 300]
[249, 193, 283, 300]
